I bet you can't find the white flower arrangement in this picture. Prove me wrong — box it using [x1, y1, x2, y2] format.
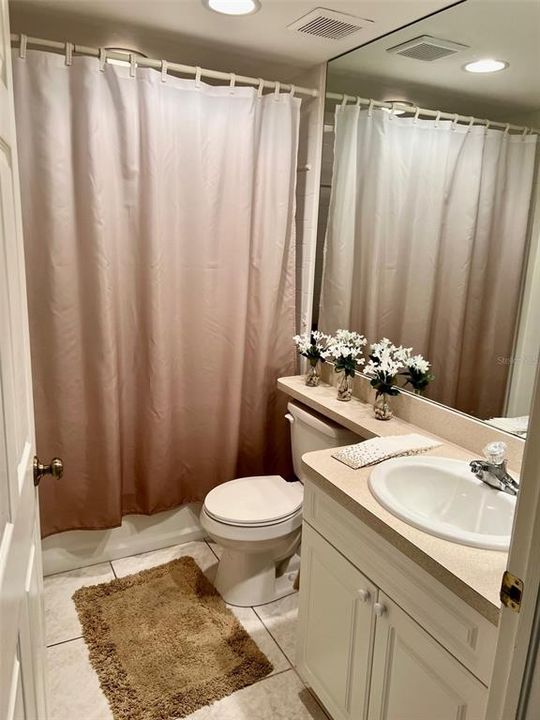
[324, 329, 367, 376]
[403, 353, 434, 393]
[364, 338, 411, 397]
[293, 331, 330, 365]
[364, 339, 434, 396]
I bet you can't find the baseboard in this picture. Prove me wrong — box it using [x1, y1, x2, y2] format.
[41, 503, 205, 576]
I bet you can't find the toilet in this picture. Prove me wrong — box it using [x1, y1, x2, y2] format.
[200, 401, 360, 606]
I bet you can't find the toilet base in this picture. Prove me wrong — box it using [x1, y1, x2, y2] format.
[215, 550, 300, 607]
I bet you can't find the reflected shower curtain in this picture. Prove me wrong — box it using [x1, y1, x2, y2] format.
[320, 107, 538, 419]
[14, 50, 299, 536]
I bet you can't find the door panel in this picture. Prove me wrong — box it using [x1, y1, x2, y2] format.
[296, 523, 377, 720]
[368, 593, 487, 720]
[0, 3, 47, 718]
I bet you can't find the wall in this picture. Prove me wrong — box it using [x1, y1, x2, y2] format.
[293, 63, 326, 335]
[507, 110, 540, 418]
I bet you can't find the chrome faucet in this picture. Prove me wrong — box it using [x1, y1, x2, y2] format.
[470, 442, 519, 496]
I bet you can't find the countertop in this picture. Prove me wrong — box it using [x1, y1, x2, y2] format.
[278, 375, 508, 624]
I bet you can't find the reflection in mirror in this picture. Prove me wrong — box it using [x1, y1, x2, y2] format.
[315, 0, 540, 437]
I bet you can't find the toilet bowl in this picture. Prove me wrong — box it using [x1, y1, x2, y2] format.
[200, 401, 360, 606]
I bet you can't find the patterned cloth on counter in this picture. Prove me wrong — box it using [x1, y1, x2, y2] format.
[333, 433, 442, 470]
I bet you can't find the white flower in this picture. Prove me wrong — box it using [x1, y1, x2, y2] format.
[325, 334, 367, 365]
[365, 338, 410, 379]
[406, 354, 430, 374]
[293, 331, 331, 359]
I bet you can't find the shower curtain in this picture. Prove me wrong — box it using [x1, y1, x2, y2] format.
[320, 106, 538, 419]
[13, 50, 299, 537]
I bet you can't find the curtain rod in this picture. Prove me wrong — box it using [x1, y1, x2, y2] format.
[326, 92, 540, 135]
[11, 33, 319, 98]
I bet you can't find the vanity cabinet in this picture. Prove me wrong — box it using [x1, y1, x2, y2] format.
[368, 593, 486, 720]
[297, 482, 495, 720]
[297, 524, 376, 720]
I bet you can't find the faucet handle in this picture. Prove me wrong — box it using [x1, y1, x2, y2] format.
[483, 441, 507, 465]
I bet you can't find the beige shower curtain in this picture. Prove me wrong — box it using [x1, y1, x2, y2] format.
[320, 106, 538, 419]
[14, 50, 299, 537]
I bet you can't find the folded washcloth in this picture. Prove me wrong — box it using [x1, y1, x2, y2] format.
[486, 415, 529, 438]
[332, 433, 442, 470]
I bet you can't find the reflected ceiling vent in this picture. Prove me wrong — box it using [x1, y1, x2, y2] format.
[386, 35, 469, 61]
[288, 8, 372, 40]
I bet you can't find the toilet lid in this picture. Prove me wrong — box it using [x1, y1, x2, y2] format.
[204, 476, 303, 526]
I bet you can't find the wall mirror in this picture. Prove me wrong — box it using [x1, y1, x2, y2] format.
[314, 0, 540, 438]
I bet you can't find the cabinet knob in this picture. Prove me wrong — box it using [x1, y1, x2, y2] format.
[374, 602, 386, 617]
[357, 589, 371, 603]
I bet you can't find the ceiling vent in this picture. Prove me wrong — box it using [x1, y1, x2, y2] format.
[386, 35, 469, 61]
[288, 8, 372, 41]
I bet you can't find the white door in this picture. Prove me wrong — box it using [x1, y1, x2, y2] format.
[368, 593, 487, 720]
[0, 4, 50, 719]
[296, 523, 377, 720]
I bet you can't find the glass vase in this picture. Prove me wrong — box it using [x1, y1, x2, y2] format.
[374, 393, 393, 421]
[305, 361, 320, 387]
[337, 372, 353, 402]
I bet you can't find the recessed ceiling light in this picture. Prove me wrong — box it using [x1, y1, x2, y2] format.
[203, 0, 261, 15]
[464, 59, 509, 74]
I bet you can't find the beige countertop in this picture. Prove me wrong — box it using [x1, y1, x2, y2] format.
[278, 375, 508, 625]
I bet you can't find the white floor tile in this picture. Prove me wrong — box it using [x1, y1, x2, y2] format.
[111, 540, 218, 581]
[44, 562, 115, 646]
[255, 592, 299, 664]
[183, 669, 328, 720]
[47, 638, 113, 720]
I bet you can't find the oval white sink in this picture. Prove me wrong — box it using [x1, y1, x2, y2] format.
[368, 456, 516, 551]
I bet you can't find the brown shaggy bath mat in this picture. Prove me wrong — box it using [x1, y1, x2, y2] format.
[72, 557, 273, 720]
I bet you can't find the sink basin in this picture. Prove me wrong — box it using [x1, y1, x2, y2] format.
[368, 456, 516, 551]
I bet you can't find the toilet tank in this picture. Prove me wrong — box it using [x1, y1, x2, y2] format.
[285, 401, 362, 482]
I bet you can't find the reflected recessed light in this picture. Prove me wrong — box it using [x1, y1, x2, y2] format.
[381, 100, 415, 116]
[464, 59, 508, 74]
[203, 0, 261, 15]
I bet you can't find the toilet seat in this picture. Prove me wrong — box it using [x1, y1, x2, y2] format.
[203, 475, 303, 528]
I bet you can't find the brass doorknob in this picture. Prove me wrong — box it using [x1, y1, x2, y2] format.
[33, 456, 64, 487]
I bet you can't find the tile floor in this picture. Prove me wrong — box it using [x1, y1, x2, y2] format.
[44, 540, 329, 720]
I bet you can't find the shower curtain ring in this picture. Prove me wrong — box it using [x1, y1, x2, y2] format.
[522, 126, 529, 140]
[273, 81, 281, 100]
[413, 107, 420, 123]
[451, 114, 459, 131]
[435, 111, 441, 128]
[129, 53, 136, 78]
[99, 48, 107, 72]
[356, 96, 361, 107]
[161, 59, 168, 83]
[368, 99, 374, 117]
[65, 41, 74, 66]
[289, 84, 295, 96]
[195, 66, 202, 87]
[467, 116, 474, 132]
[257, 78, 264, 98]
[504, 123, 510, 137]
[19, 34, 28, 59]
[229, 73, 236, 94]
[484, 120, 491, 135]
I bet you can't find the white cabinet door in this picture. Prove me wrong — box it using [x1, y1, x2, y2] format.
[368, 593, 487, 720]
[296, 523, 377, 720]
[0, 8, 48, 720]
